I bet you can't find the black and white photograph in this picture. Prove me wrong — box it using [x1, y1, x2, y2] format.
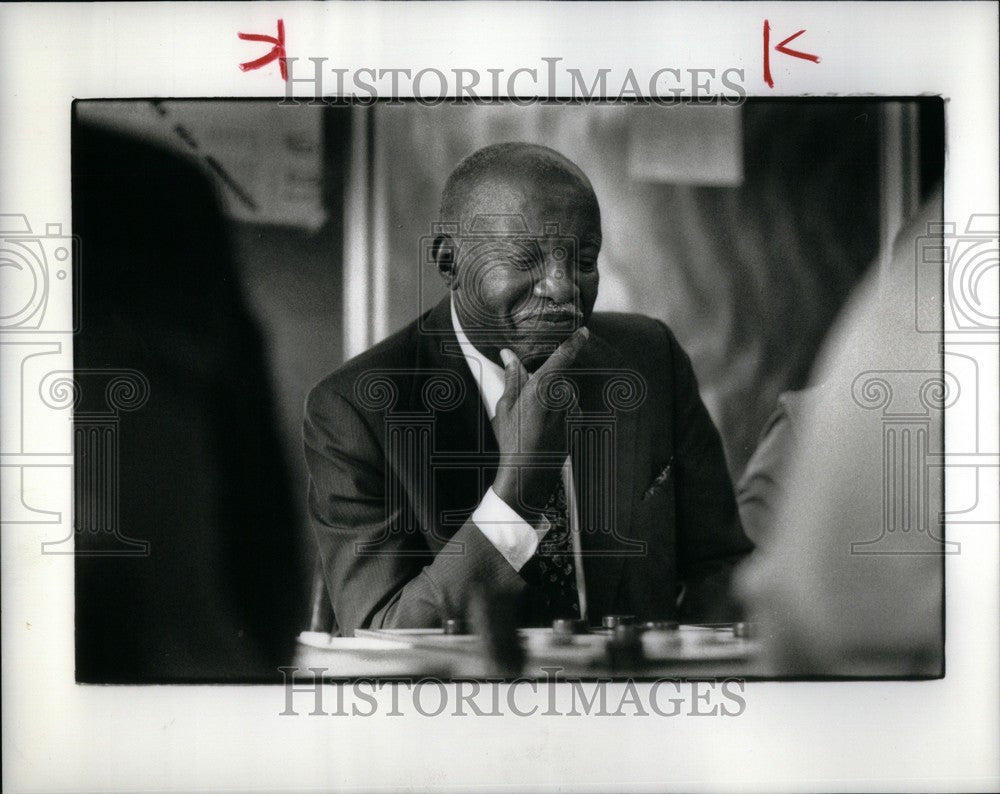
[70, 97, 947, 682]
[2, 3, 997, 792]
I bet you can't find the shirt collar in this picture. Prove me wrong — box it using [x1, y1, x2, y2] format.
[450, 296, 505, 420]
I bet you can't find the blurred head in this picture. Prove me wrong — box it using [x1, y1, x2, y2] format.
[433, 142, 602, 371]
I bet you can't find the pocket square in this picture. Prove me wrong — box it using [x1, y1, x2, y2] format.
[643, 458, 674, 499]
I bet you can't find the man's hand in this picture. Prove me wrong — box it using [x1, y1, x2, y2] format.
[491, 327, 590, 517]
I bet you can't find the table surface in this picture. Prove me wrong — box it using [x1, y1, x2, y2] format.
[292, 624, 761, 679]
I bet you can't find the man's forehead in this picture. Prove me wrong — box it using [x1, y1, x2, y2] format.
[458, 174, 600, 235]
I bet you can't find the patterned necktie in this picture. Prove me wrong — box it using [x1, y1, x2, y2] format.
[533, 476, 580, 619]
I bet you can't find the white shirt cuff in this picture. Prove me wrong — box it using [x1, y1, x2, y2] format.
[472, 487, 551, 572]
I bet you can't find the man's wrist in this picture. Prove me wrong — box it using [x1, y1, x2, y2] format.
[493, 467, 564, 519]
[490, 474, 518, 516]
[471, 487, 550, 571]
[490, 474, 550, 532]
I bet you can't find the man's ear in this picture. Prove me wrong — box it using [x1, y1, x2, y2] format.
[432, 233, 458, 290]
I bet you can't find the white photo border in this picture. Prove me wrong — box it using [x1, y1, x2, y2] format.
[1, 2, 997, 792]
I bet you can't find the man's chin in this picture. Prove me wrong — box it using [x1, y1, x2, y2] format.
[517, 341, 567, 372]
[505, 321, 586, 369]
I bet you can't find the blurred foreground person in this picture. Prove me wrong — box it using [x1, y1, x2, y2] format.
[73, 121, 301, 682]
[736, 388, 815, 547]
[736, 189, 945, 676]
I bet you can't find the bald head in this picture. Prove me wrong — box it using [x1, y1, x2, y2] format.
[439, 142, 599, 231]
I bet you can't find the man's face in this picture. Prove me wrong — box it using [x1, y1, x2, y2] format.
[448, 173, 601, 371]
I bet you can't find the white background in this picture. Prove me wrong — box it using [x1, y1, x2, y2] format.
[1, 2, 998, 791]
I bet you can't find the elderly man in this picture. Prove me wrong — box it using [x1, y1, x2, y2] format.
[304, 142, 752, 635]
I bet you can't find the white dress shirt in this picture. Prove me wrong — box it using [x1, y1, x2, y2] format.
[451, 298, 588, 620]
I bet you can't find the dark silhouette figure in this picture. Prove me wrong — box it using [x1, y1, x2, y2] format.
[72, 119, 301, 682]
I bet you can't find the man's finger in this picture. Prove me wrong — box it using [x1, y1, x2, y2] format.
[538, 326, 590, 375]
[499, 348, 528, 405]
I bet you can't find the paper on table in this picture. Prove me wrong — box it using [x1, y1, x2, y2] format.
[296, 631, 410, 651]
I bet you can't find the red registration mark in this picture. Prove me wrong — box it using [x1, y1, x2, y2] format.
[238, 18, 288, 82]
[763, 20, 820, 88]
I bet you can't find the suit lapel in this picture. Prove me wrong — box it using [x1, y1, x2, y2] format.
[408, 299, 499, 545]
[410, 298, 496, 456]
[569, 334, 644, 621]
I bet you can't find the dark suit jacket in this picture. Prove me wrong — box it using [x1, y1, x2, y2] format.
[304, 297, 752, 635]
